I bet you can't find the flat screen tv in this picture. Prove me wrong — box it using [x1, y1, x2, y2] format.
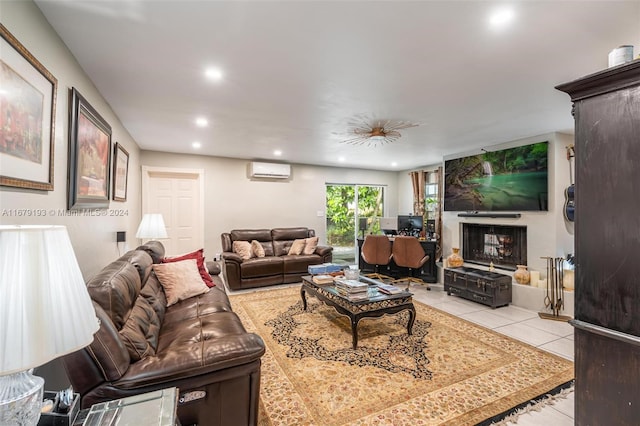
[444, 141, 548, 212]
[397, 215, 423, 232]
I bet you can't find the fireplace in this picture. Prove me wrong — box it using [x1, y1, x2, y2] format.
[462, 223, 527, 271]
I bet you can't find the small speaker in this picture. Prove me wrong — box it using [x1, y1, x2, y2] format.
[359, 218, 368, 231]
[116, 231, 126, 242]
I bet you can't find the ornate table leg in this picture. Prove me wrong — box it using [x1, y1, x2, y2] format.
[300, 285, 308, 310]
[351, 316, 359, 349]
[407, 304, 416, 335]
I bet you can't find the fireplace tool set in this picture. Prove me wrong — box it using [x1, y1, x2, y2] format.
[538, 256, 572, 322]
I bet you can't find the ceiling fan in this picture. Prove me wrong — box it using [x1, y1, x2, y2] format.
[338, 117, 420, 147]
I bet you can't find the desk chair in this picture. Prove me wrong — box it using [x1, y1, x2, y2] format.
[360, 235, 393, 281]
[392, 236, 430, 290]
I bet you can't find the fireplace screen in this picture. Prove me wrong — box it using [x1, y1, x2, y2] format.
[462, 224, 526, 270]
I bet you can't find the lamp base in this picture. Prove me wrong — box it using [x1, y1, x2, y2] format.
[0, 370, 44, 426]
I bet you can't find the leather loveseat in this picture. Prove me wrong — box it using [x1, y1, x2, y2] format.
[221, 227, 333, 290]
[62, 241, 265, 426]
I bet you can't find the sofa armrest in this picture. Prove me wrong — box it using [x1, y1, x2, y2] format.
[315, 245, 333, 263]
[222, 252, 243, 263]
[315, 245, 333, 256]
[114, 333, 265, 389]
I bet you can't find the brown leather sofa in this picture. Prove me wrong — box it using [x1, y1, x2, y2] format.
[62, 241, 265, 426]
[221, 227, 333, 290]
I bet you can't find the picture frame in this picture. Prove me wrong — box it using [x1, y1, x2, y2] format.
[0, 23, 57, 191]
[68, 87, 112, 210]
[112, 142, 129, 201]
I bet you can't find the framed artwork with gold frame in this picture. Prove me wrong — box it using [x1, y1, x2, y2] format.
[0, 23, 57, 191]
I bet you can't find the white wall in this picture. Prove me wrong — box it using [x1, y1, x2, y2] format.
[0, 1, 142, 279]
[140, 151, 400, 258]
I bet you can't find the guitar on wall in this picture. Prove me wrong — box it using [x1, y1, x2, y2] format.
[564, 144, 575, 222]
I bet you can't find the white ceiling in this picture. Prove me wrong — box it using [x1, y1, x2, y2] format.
[35, 1, 640, 171]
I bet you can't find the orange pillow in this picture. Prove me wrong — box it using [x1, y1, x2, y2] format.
[303, 236, 319, 255]
[163, 248, 215, 287]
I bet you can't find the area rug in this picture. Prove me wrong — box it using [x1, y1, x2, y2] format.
[229, 286, 574, 425]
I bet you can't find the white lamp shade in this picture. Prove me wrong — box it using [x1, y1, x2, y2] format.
[136, 214, 168, 239]
[0, 225, 99, 375]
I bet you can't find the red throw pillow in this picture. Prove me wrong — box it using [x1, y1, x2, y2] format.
[162, 249, 215, 287]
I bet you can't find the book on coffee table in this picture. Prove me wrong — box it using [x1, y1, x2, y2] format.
[312, 275, 334, 285]
[377, 283, 403, 294]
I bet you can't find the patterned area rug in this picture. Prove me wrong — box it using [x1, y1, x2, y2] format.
[229, 286, 574, 425]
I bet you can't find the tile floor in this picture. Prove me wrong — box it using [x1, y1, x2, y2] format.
[410, 283, 575, 425]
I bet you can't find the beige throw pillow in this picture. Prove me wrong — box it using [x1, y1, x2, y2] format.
[251, 240, 265, 258]
[152, 259, 210, 307]
[233, 241, 253, 260]
[303, 236, 319, 255]
[288, 238, 306, 255]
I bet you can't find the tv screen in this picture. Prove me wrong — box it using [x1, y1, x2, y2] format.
[397, 215, 423, 231]
[444, 141, 548, 212]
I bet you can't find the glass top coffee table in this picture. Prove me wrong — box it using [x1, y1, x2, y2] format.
[300, 275, 416, 349]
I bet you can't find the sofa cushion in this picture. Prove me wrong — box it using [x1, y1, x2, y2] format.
[232, 241, 253, 260]
[163, 248, 215, 287]
[288, 238, 306, 255]
[282, 254, 323, 274]
[153, 259, 210, 307]
[251, 240, 265, 258]
[87, 260, 142, 330]
[272, 227, 310, 256]
[303, 236, 319, 255]
[136, 241, 165, 264]
[139, 274, 167, 325]
[119, 297, 161, 361]
[240, 257, 283, 278]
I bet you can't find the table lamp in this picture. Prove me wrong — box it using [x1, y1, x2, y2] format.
[135, 213, 168, 242]
[0, 225, 99, 425]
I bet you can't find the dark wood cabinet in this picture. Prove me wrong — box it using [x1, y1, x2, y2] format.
[357, 238, 437, 283]
[556, 59, 640, 425]
[444, 266, 512, 308]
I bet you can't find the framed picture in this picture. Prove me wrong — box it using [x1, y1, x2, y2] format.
[68, 87, 112, 210]
[112, 142, 129, 201]
[0, 23, 57, 190]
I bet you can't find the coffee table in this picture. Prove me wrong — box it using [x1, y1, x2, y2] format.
[300, 275, 416, 349]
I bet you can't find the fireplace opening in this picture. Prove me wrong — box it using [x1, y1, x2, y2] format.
[462, 223, 527, 271]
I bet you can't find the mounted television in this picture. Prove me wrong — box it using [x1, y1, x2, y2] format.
[444, 141, 548, 212]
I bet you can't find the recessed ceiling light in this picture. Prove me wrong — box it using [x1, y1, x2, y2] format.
[195, 117, 208, 127]
[205, 67, 223, 81]
[273, 150, 282, 156]
[391, 162, 398, 167]
[192, 141, 201, 149]
[489, 7, 515, 28]
[338, 157, 346, 163]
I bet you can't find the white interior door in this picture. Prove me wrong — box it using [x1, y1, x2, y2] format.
[141, 166, 204, 256]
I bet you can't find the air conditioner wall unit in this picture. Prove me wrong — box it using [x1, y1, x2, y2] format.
[249, 162, 291, 179]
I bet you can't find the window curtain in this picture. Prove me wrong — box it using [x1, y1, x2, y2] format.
[410, 167, 443, 260]
[434, 166, 443, 261]
[410, 170, 427, 217]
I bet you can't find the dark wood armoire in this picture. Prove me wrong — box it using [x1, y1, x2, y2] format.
[556, 60, 640, 425]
